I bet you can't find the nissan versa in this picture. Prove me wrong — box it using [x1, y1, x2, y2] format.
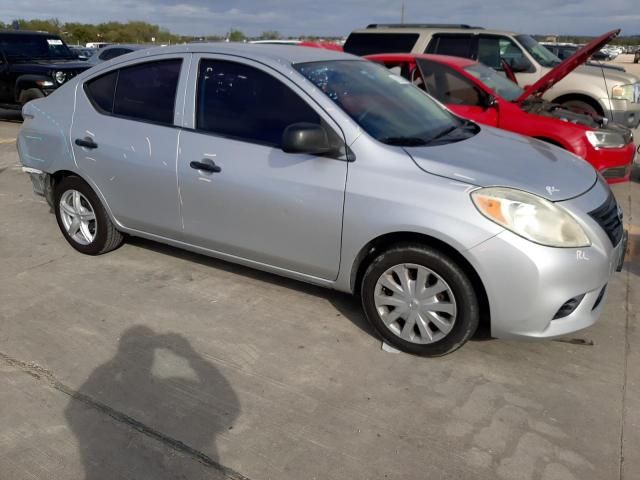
[17, 44, 627, 356]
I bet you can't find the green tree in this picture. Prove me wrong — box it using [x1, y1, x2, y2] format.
[260, 30, 281, 40]
[227, 29, 246, 42]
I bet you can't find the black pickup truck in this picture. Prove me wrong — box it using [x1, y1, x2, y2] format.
[0, 31, 90, 109]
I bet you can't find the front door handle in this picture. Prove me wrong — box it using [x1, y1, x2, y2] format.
[190, 160, 222, 173]
[75, 137, 98, 149]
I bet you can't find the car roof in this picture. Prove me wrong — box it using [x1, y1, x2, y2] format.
[366, 52, 477, 68]
[349, 26, 520, 37]
[124, 42, 356, 65]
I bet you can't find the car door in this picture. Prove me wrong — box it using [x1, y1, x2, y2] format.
[416, 59, 498, 126]
[177, 56, 348, 281]
[70, 54, 190, 237]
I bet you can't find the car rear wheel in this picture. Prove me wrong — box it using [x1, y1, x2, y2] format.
[360, 243, 479, 356]
[54, 176, 124, 255]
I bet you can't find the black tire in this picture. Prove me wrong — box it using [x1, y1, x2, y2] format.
[53, 176, 124, 255]
[18, 88, 45, 105]
[360, 243, 479, 357]
[559, 99, 600, 118]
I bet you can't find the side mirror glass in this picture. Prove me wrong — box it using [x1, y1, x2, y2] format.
[507, 58, 532, 73]
[281, 122, 335, 155]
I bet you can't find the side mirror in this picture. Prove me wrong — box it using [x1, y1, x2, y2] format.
[507, 58, 532, 73]
[481, 94, 498, 110]
[281, 122, 335, 155]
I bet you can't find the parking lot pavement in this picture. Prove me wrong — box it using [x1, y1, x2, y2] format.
[1, 118, 639, 480]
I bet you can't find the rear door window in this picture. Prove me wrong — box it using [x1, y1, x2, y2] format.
[84, 59, 182, 125]
[344, 33, 419, 56]
[426, 34, 475, 59]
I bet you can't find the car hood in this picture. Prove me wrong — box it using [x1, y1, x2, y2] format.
[515, 29, 620, 104]
[405, 126, 597, 201]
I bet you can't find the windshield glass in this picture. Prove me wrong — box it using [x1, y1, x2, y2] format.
[294, 60, 475, 146]
[463, 63, 524, 102]
[516, 35, 561, 68]
[0, 34, 75, 60]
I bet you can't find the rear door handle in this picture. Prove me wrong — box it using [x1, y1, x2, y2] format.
[75, 137, 98, 149]
[190, 160, 222, 173]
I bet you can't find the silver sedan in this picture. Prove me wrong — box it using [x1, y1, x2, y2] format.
[17, 44, 627, 356]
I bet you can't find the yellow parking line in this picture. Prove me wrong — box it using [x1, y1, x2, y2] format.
[0, 138, 16, 144]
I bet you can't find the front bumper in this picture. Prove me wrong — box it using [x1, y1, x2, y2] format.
[587, 142, 636, 184]
[606, 98, 640, 128]
[468, 180, 626, 340]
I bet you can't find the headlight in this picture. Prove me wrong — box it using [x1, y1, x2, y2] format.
[471, 187, 590, 247]
[54, 71, 66, 84]
[585, 130, 626, 149]
[611, 83, 635, 102]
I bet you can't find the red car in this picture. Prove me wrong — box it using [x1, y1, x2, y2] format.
[366, 31, 636, 183]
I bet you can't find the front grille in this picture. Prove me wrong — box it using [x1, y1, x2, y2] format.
[601, 165, 630, 180]
[588, 194, 624, 246]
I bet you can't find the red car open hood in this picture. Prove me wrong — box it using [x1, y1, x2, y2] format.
[515, 29, 620, 104]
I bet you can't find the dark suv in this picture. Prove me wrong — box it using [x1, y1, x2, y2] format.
[0, 31, 90, 108]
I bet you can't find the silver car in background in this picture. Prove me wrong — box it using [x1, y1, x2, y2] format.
[87, 44, 149, 65]
[17, 44, 627, 356]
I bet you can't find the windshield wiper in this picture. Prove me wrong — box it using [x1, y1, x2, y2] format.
[424, 125, 459, 143]
[379, 136, 428, 146]
[424, 121, 478, 144]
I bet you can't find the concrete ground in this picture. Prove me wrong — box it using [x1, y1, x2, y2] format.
[1, 65, 640, 480]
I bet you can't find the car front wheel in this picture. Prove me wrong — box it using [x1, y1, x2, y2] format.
[361, 244, 479, 356]
[54, 176, 123, 255]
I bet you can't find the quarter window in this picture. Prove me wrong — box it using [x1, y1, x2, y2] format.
[196, 59, 321, 147]
[84, 59, 182, 125]
[84, 70, 117, 113]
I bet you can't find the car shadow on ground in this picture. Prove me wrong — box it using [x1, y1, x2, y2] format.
[126, 237, 492, 344]
[65, 325, 240, 479]
[631, 162, 640, 184]
[126, 237, 380, 341]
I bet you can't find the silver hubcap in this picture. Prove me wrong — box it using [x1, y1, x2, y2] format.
[59, 190, 97, 245]
[374, 263, 457, 344]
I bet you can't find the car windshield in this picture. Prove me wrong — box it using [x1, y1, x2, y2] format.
[463, 63, 524, 102]
[0, 34, 75, 60]
[294, 60, 476, 146]
[516, 35, 561, 68]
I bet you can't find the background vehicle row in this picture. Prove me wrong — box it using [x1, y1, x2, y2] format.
[344, 24, 640, 127]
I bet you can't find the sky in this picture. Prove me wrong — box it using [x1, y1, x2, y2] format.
[1, 0, 639, 38]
